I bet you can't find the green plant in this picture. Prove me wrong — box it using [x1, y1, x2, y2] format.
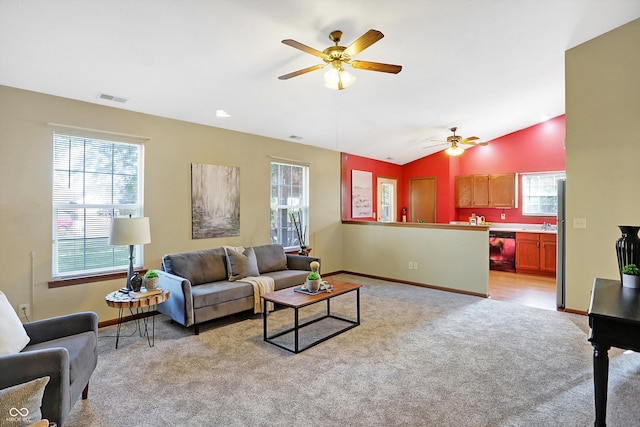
[307, 271, 320, 281]
[144, 270, 159, 279]
[622, 264, 640, 275]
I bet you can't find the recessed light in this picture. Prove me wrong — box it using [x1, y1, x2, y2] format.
[216, 109, 231, 118]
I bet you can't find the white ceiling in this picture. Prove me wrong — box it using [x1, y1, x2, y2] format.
[1, 1, 638, 165]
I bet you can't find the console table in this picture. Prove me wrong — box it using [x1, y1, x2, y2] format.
[588, 277, 640, 426]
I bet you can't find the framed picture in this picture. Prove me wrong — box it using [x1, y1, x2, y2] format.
[191, 163, 240, 239]
[351, 170, 373, 218]
[469, 217, 477, 225]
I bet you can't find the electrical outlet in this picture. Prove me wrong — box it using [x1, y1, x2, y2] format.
[573, 218, 587, 229]
[414, 262, 419, 270]
[408, 261, 414, 270]
[501, 212, 506, 220]
[18, 303, 31, 319]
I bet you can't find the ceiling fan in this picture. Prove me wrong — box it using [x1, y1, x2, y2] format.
[278, 29, 402, 90]
[429, 127, 487, 156]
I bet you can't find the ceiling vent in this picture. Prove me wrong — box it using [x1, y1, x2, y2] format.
[98, 93, 128, 103]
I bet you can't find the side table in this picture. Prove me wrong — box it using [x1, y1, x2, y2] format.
[105, 289, 170, 348]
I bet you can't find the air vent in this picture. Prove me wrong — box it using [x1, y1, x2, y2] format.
[98, 93, 128, 103]
[288, 135, 303, 141]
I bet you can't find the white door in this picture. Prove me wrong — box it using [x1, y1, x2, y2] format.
[377, 177, 397, 222]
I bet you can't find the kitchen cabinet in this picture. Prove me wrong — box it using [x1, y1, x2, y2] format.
[515, 232, 556, 275]
[454, 175, 473, 208]
[489, 173, 516, 208]
[455, 173, 516, 208]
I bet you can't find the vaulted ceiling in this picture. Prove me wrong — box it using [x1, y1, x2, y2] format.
[1, 0, 638, 164]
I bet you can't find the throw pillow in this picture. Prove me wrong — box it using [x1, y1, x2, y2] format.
[224, 246, 259, 281]
[0, 376, 49, 427]
[0, 291, 30, 356]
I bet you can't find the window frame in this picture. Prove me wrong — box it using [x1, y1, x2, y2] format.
[520, 171, 566, 217]
[52, 132, 145, 279]
[270, 161, 309, 252]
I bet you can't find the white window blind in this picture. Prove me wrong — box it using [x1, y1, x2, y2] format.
[270, 162, 309, 250]
[52, 133, 144, 278]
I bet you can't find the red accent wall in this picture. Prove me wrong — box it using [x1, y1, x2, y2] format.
[341, 153, 403, 220]
[340, 115, 566, 224]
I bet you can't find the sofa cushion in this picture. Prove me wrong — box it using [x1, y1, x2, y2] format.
[253, 244, 288, 274]
[0, 291, 30, 356]
[262, 269, 309, 290]
[191, 281, 253, 309]
[162, 248, 227, 285]
[0, 376, 49, 426]
[224, 247, 259, 281]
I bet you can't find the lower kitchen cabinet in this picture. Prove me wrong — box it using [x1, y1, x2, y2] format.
[515, 232, 556, 275]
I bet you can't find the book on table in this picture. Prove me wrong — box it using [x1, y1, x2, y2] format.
[132, 288, 162, 299]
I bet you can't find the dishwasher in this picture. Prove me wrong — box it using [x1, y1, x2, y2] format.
[489, 231, 516, 272]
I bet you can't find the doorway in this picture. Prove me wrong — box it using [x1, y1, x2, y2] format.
[409, 177, 436, 223]
[376, 177, 397, 222]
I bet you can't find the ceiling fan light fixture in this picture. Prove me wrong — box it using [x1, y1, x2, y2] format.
[323, 64, 356, 90]
[445, 143, 464, 156]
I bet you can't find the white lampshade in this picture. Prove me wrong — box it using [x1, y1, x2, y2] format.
[324, 67, 356, 90]
[108, 217, 151, 246]
[445, 144, 464, 156]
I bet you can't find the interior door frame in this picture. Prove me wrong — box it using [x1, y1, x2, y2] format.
[376, 176, 398, 222]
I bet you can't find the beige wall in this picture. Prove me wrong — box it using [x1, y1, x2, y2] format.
[343, 223, 489, 295]
[565, 18, 640, 311]
[0, 86, 342, 322]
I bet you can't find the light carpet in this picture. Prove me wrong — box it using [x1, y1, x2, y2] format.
[64, 274, 640, 426]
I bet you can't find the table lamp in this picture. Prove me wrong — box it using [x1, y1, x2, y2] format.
[108, 216, 151, 292]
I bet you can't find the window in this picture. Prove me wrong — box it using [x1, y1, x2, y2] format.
[521, 172, 565, 216]
[270, 162, 309, 250]
[52, 133, 144, 278]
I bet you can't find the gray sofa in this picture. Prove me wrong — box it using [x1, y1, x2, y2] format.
[156, 243, 319, 334]
[0, 312, 98, 426]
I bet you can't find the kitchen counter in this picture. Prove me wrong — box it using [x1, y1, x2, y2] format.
[450, 222, 557, 234]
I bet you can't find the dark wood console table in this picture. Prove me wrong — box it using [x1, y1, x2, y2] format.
[588, 277, 640, 426]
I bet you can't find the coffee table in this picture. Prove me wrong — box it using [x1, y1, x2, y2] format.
[261, 279, 361, 353]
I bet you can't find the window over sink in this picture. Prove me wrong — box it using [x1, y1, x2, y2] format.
[521, 172, 565, 216]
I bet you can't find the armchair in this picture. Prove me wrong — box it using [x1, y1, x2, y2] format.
[0, 312, 98, 426]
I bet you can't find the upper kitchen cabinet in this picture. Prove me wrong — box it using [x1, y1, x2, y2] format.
[489, 173, 517, 208]
[455, 173, 516, 208]
[454, 175, 474, 208]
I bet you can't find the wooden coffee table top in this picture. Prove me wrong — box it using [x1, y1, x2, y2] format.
[262, 279, 361, 308]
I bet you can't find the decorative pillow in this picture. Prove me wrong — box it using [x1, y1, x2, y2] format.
[0, 291, 30, 356]
[0, 376, 49, 427]
[224, 246, 259, 281]
[253, 244, 288, 274]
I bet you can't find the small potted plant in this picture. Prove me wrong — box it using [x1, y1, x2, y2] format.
[144, 270, 160, 290]
[622, 264, 640, 288]
[305, 271, 321, 292]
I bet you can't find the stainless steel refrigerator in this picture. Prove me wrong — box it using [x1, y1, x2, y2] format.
[556, 178, 566, 308]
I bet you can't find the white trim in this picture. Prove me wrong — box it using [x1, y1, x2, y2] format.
[47, 122, 151, 142]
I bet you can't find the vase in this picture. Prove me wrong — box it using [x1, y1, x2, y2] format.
[616, 226, 640, 281]
[130, 272, 143, 292]
[306, 279, 321, 292]
[144, 276, 159, 290]
[622, 274, 640, 289]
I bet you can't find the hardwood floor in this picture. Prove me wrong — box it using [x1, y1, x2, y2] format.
[489, 270, 557, 311]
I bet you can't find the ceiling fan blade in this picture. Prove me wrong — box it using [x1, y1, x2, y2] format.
[278, 64, 326, 80]
[281, 39, 327, 59]
[350, 60, 402, 74]
[464, 136, 479, 141]
[344, 29, 384, 57]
